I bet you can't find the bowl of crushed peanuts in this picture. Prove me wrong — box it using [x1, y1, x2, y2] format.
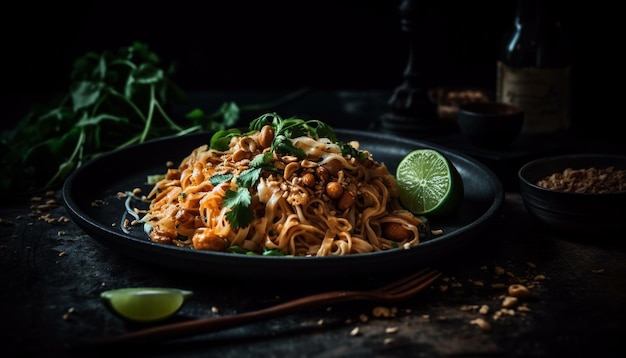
[518, 154, 626, 237]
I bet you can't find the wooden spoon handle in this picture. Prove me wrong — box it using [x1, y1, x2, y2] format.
[79, 290, 369, 347]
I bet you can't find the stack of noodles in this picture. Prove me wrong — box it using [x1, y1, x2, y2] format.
[142, 122, 427, 257]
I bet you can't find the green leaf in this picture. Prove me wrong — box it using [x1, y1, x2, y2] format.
[94, 54, 108, 81]
[233, 153, 276, 192]
[307, 120, 336, 141]
[185, 102, 240, 132]
[224, 188, 252, 208]
[132, 63, 164, 85]
[70, 80, 105, 111]
[185, 108, 205, 120]
[249, 112, 280, 132]
[210, 128, 241, 151]
[249, 152, 273, 168]
[280, 118, 308, 138]
[126, 41, 161, 63]
[236, 167, 262, 189]
[247, 113, 337, 161]
[24, 127, 80, 163]
[339, 141, 367, 159]
[262, 248, 287, 256]
[219, 102, 240, 128]
[273, 135, 306, 159]
[223, 188, 254, 229]
[227, 246, 249, 254]
[209, 173, 233, 186]
[125, 64, 163, 99]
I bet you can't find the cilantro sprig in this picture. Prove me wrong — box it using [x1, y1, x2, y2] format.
[0, 43, 308, 199]
[0, 42, 234, 198]
[249, 113, 336, 159]
[212, 152, 276, 229]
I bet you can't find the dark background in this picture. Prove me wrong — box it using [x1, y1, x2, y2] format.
[0, 1, 612, 137]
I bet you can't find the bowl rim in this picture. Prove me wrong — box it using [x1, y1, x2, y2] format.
[518, 153, 626, 196]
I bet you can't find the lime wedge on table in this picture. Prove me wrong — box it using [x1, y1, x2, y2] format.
[101, 287, 193, 322]
[396, 149, 464, 216]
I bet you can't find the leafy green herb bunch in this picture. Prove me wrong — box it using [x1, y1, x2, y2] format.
[0, 42, 234, 199]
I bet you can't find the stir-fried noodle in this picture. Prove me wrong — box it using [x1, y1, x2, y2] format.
[140, 114, 428, 256]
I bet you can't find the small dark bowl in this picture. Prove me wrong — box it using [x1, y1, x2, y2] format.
[518, 154, 626, 237]
[457, 102, 524, 149]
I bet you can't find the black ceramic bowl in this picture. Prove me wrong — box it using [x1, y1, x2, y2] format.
[457, 102, 524, 149]
[518, 154, 626, 237]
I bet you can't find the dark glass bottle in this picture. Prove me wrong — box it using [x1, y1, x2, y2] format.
[496, 0, 572, 135]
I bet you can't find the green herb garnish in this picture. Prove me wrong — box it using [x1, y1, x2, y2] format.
[212, 113, 365, 230]
[248, 113, 336, 159]
[227, 246, 288, 256]
[221, 152, 275, 229]
[209, 173, 234, 186]
[209, 128, 242, 151]
[223, 188, 254, 229]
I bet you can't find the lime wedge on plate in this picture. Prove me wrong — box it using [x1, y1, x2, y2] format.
[101, 287, 193, 322]
[396, 149, 464, 216]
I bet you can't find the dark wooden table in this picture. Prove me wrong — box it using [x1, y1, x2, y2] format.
[2, 90, 625, 357]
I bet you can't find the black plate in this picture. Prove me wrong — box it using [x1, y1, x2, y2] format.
[62, 130, 504, 280]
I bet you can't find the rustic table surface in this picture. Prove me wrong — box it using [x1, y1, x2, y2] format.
[2, 90, 624, 358]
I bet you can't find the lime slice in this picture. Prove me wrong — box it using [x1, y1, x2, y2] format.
[101, 287, 193, 322]
[396, 149, 464, 216]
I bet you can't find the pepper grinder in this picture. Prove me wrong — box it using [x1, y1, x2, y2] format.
[381, 0, 439, 138]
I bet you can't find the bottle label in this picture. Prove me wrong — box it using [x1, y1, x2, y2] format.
[496, 62, 571, 134]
